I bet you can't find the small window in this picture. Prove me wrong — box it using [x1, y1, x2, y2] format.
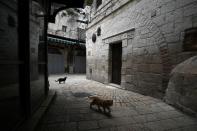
[97, 27, 101, 36]
[96, 0, 102, 9]
[62, 26, 67, 32]
[183, 27, 197, 51]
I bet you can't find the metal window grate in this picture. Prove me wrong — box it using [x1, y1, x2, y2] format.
[183, 27, 197, 51]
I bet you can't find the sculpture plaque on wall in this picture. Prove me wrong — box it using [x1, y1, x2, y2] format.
[97, 27, 101, 36]
[92, 33, 96, 43]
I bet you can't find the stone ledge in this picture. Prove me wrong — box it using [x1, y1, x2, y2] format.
[103, 28, 135, 44]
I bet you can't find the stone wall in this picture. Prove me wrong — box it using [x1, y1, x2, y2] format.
[0, 1, 22, 130]
[30, 1, 46, 113]
[86, 0, 197, 98]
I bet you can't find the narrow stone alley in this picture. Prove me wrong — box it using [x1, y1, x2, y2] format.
[36, 75, 197, 131]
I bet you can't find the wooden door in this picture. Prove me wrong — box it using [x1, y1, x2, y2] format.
[111, 43, 122, 85]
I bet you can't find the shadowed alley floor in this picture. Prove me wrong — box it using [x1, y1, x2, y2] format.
[36, 75, 197, 131]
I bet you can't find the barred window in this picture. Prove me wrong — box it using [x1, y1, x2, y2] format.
[62, 26, 67, 32]
[183, 27, 197, 51]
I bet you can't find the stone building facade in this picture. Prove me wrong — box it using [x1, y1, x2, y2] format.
[48, 8, 89, 40]
[86, 0, 197, 98]
[47, 8, 88, 74]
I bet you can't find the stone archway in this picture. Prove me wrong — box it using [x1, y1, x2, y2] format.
[102, 11, 172, 95]
[132, 11, 172, 93]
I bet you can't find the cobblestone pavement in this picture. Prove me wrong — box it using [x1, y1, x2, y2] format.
[36, 74, 197, 131]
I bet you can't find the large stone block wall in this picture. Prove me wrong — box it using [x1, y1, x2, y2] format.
[30, 1, 46, 112]
[0, 1, 22, 130]
[86, 0, 197, 98]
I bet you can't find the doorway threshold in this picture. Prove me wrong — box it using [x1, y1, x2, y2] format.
[107, 83, 125, 90]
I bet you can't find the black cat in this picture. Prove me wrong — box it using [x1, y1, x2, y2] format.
[55, 77, 67, 84]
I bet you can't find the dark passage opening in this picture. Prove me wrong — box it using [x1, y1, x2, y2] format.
[111, 42, 122, 85]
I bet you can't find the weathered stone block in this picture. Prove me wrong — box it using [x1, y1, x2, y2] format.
[132, 56, 144, 64]
[165, 33, 180, 43]
[150, 64, 163, 73]
[138, 81, 160, 95]
[125, 75, 132, 82]
[136, 64, 150, 72]
[138, 73, 162, 83]
[152, 14, 166, 26]
[165, 11, 175, 23]
[124, 82, 137, 91]
[155, 54, 163, 63]
[122, 55, 127, 62]
[184, 3, 197, 17]
[147, 45, 159, 55]
[161, 22, 174, 34]
[122, 39, 128, 47]
[161, 1, 175, 14]
[121, 68, 126, 75]
[168, 43, 182, 55]
[125, 68, 133, 75]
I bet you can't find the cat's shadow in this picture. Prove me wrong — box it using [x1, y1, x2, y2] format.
[90, 108, 112, 118]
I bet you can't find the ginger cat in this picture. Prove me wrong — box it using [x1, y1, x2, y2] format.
[88, 96, 113, 113]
